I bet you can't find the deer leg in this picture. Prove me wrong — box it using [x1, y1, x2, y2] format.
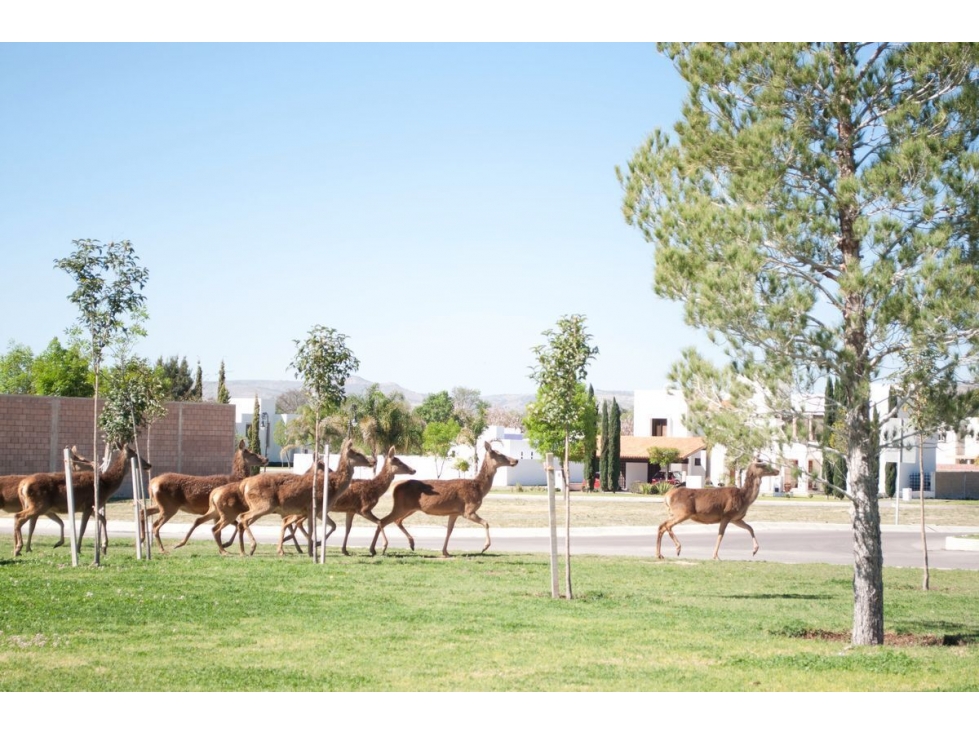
[243, 522, 258, 556]
[211, 519, 231, 556]
[23, 515, 38, 553]
[464, 510, 491, 554]
[78, 507, 93, 548]
[99, 509, 109, 554]
[12, 511, 33, 556]
[237, 510, 269, 556]
[174, 512, 216, 550]
[712, 519, 731, 560]
[441, 515, 458, 558]
[152, 508, 179, 554]
[352, 510, 387, 556]
[396, 520, 415, 551]
[341, 512, 355, 556]
[730, 518, 758, 556]
[28, 512, 64, 551]
[657, 519, 683, 559]
[323, 513, 336, 543]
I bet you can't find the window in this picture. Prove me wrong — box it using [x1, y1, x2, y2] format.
[693, 457, 701, 466]
[651, 419, 667, 437]
[909, 472, 931, 492]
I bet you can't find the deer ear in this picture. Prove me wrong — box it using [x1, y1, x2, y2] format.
[484, 441, 492, 451]
[387, 445, 396, 458]
[239, 439, 246, 450]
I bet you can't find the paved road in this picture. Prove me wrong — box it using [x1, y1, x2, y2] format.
[4, 517, 978, 570]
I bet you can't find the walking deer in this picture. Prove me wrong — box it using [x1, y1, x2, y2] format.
[369, 441, 518, 558]
[329, 446, 415, 555]
[236, 438, 374, 556]
[174, 458, 325, 556]
[1, 448, 93, 553]
[656, 460, 779, 560]
[13, 443, 151, 556]
[143, 439, 268, 552]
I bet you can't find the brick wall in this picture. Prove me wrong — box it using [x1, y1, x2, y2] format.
[0, 395, 235, 499]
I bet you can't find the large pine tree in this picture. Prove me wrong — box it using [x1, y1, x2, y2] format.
[620, 43, 979, 644]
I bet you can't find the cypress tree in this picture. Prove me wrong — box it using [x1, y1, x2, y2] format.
[599, 401, 610, 491]
[249, 394, 262, 472]
[610, 398, 621, 491]
[822, 377, 836, 495]
[192, 361, 203, 401]
[217, 360, 230, 404]
[581, 384, 598, 490]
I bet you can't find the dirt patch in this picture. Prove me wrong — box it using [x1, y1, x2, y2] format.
[795, 630, 973, 647]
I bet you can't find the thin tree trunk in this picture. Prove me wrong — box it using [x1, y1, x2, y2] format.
[919, 434, 929, 591]
[563, 432, 572, 601]
[93, 361, 101, 566]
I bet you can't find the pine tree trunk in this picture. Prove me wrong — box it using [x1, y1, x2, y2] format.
[848, 417, 884, 645]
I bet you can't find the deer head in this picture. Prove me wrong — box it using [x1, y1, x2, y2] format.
[483, 441, 519, 470]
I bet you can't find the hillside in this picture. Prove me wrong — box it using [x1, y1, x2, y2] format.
[204, 378, 634, 412]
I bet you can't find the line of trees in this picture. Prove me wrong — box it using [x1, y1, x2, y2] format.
[0, 339, 223, 405]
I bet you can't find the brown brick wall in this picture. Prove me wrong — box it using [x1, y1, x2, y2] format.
[0, 395, 235, 500]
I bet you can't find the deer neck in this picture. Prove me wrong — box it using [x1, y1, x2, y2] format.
[474, 457, 498, 497]
[230, 450, 249, 480]
[741, 467, 763, 504]
[329, 452, 354, 494]
[99, 449, 130, 491]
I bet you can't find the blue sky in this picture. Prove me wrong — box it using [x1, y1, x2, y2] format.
[0, 42, 724, 396]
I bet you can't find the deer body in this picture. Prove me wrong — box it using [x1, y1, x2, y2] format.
[369, 441, 517, 558]
[144, 439, 267, 552]
[1, 449, 94, 552]
[330, 446, 415, 555]
[13, 444, 151, 556]
[2, 474, 65, 552]
[237, 438, 374, 556]
[656, 460, 779, 560]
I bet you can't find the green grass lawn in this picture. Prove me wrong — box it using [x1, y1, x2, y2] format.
[1, 534, 977, 692]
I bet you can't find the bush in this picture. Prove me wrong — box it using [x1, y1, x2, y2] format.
[631, 481, 674, 495]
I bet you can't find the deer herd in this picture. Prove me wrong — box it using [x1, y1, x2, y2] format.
[1, 437, 779, 562]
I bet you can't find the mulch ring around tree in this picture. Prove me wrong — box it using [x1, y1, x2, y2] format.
[795, 630, 975, 647]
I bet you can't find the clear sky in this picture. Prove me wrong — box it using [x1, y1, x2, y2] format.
[0, 42, 725, 397]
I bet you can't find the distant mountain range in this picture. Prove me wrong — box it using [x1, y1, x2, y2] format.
[203, 377, 634, 413]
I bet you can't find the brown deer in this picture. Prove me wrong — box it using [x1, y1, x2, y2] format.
[656, 460, 780, 560]
[236, 438, 375, 556]
[328, 445, 415, 555]
[0, 448, 93, 553]
[369, 440, 518, 558]
[173, 459, 325, 556]
[13, 443, 151, 556]
[143, 439, 268, 552]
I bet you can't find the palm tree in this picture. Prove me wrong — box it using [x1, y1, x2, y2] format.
[347, 384, 423, 465]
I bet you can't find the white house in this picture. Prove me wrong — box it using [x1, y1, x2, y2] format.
[291, 425, 582, 489]
[631, 384, 943, 497]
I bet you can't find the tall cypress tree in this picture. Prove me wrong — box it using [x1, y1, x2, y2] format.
[249, 394, 262, 472]
[822, 377, 836, 494]
[599, 401, 610, 491]
[217, 360, 230, 404]
[581, 384, 598, 490]
[192, 361, 203, 401]
[610, 398, 621, 491]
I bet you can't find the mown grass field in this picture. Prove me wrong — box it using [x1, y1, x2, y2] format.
[1, 531, 978, 692]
